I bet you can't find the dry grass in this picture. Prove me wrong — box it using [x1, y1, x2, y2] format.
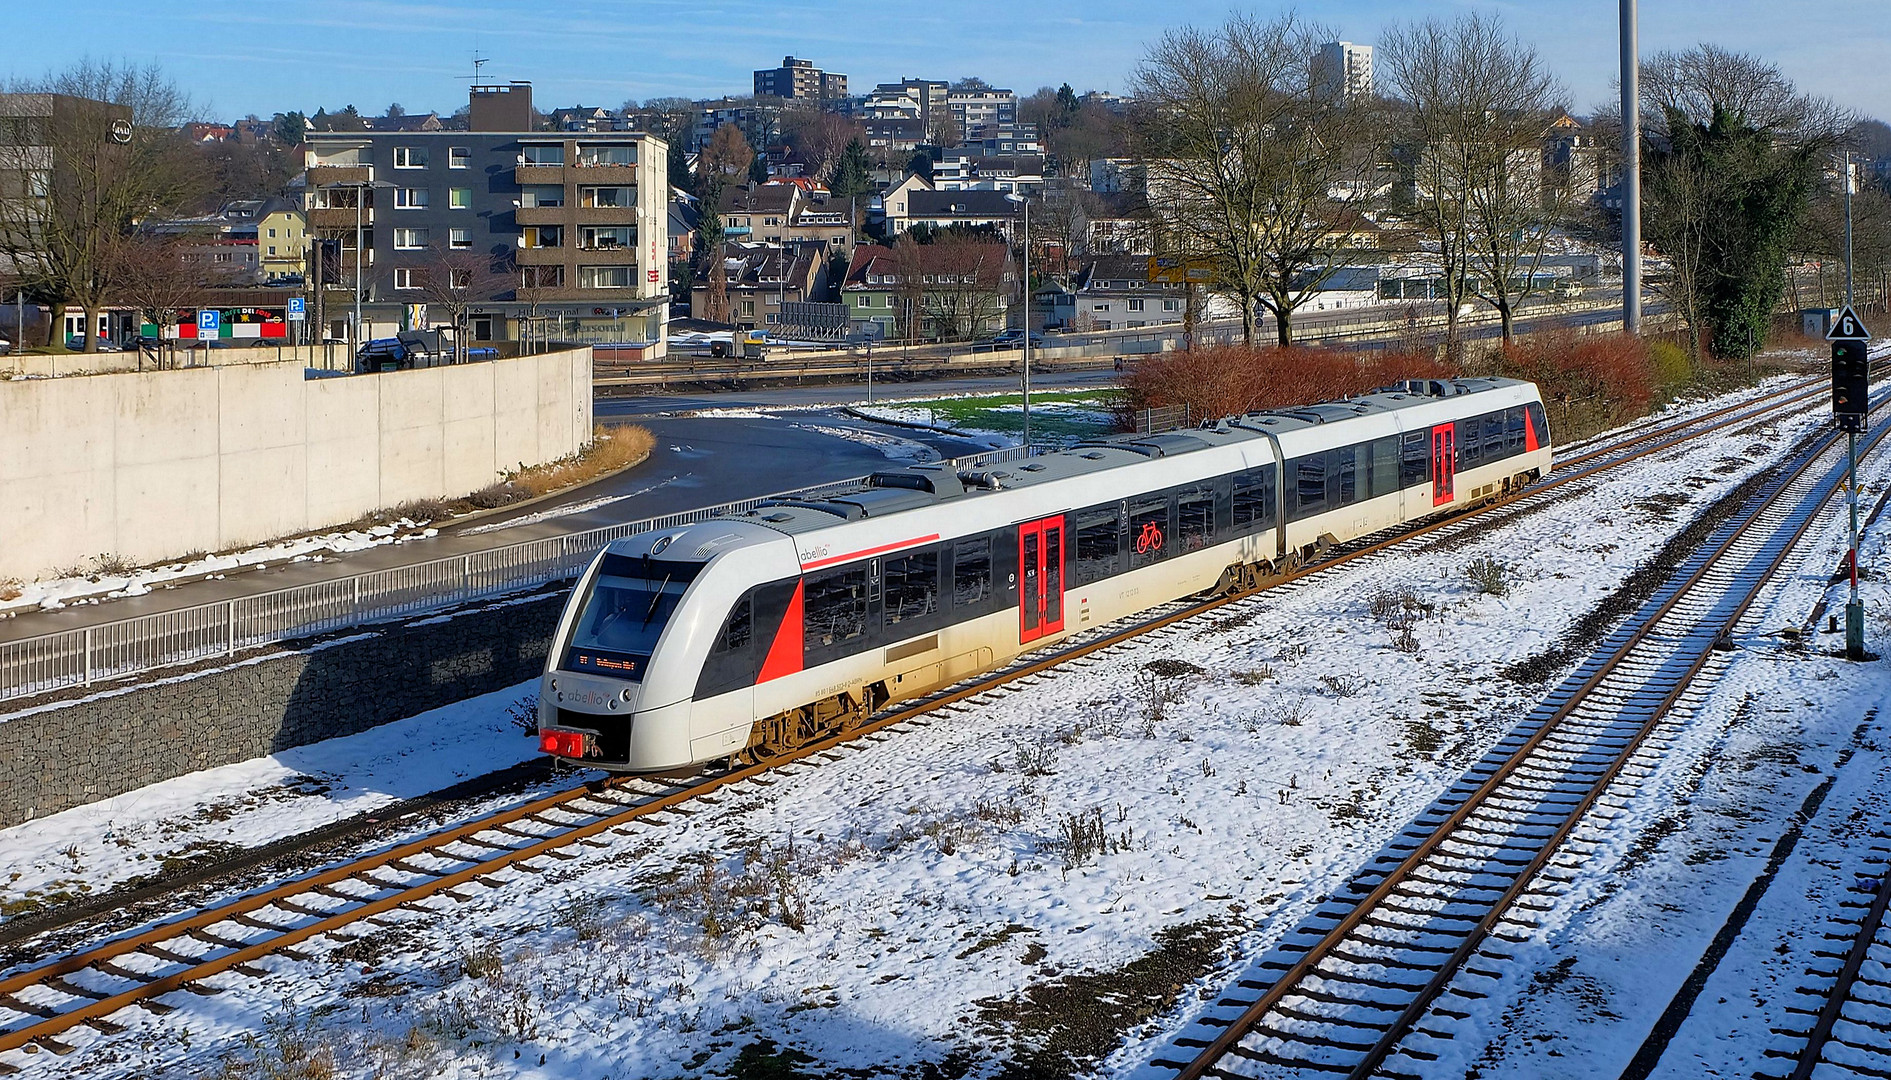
[0, 577, 20, 602]
[508, 424, 655, 498]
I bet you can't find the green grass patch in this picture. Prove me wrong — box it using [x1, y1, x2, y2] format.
[894, 390, 1123, 444]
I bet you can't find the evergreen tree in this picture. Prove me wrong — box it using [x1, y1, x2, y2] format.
[748, 153, 769, 186]
[829, 138, 874, 202]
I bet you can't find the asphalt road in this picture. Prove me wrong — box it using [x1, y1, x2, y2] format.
[595, 367, 1120, 417]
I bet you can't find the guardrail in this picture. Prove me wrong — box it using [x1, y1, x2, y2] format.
[0, 445, 1036, 704]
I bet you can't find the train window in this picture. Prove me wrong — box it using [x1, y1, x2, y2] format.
[1483, 414, 1506, 459]
[1129, 495, 1169, 567]
[1400, 431, 1429, 488]
[1073, 508, 1121, 585]
[804, 567, 868, 648]
[564, 569, 693, 679]
[1332, 445, 1357, 506]
[1231, 466, 1276, 532]
[714, 597, 752, 653]
[1369, 437, 1400, 499]
[1457, 418, 1483, 468]
[1178, 485, 1214, 552]
[1526, 402, 1549, 448]
[1505, 407, 1527, 454]
[1294, 456, 1327, 519]
[884, 550, 940, 624]
[953, 539, 992, 607]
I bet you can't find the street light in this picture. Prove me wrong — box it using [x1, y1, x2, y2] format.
[1005, 191, 1032, 449]
[321, 178, 394, 365]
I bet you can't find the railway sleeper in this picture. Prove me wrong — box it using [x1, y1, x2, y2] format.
[1222, 1042, 1355, 1073]
[1242, 1019, 1379, 1054]
[0, 993, 58, 1018]
[1276, 985, 1407, 1018]
[1349, 928, 1468, 956]
[1357, 912, 1476, 942]
[1295, 967, 1435, 995]
[1268, 1000, 1398, 1031]
[83, 1016, 127, 1034]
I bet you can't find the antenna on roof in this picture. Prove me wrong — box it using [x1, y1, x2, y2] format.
[467, 49, 490, 88]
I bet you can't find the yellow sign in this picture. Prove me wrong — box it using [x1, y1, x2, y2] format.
[1147, 256, 1216, 284]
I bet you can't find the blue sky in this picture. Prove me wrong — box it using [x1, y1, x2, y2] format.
[9, 0, 1890, 121]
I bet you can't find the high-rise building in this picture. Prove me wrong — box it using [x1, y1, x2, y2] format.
[1315, 41, 1374, 102]
[754, 57, 848, 102]
[305, 82, 670, 352]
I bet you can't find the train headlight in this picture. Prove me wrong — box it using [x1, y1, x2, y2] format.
[619, 688, 633, 702]
[549, 678, 559, 692]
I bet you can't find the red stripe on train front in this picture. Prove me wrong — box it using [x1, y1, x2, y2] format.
[757, 580, 804, 683]
[1524, 408, 1541, 452]
[800, 534, 941, 571]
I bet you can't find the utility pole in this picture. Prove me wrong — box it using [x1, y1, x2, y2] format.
[1620, 0, 1642, 335]
[1843, 151, 1866, 660]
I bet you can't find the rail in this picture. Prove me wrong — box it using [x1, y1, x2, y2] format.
[0, 445, 1036, 704]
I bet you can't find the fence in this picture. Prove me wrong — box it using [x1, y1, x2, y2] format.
[0, 445, 1036, 705]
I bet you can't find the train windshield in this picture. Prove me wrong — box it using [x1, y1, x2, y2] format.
[563, 557, 700, 680]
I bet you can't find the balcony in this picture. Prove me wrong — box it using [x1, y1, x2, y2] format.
[517, 286, 652, 302]
[308, 164, 371, 186]
[514, 204, 569, 226]
[308, 206, 372, 231]
[574, 205, 638, 226]
[515, 246, 570, 264]
[573, 244, 638, 263]
[570, 162, 636, 184]
[515, 164, 566, 186]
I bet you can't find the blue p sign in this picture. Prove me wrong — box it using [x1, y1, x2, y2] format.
[197, 309, 220, 334]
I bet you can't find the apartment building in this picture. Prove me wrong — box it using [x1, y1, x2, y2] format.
[754, 57, 847, 102]
[947, 87, 1016, 133]
[718, 181, 856, 255]
[304, 82, 669, 352]
[1315, 42, 1374, 102]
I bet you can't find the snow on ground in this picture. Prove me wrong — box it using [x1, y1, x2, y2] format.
[1, 520, 439, 617]
[0, 683, 547, 926]
[1363, 435, 1891, 1079]
[1, 384, 1840, 1080]
[787, 422, 942, 462]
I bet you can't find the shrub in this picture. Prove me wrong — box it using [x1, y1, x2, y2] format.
[507, 423, 655, 498]
[1319, 673, 1366, 698]
[1121, 344, 1454, 426]
[1466, 555, 1511, 597]
[1648, 339, 1694, 395]
[91, 552, 136, 575]
[0, 578, 20, 602]
[1494, 330, 1655, 441]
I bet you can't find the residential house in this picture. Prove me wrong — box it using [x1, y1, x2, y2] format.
[691, 240, 828, 330]
[144, 196, 304, 285]
[964, 123, 1040, 154]
[184, 122, 236, 143]
[932, 153, 1044, 195]
[258, 203, 309, 281]
[548, 106, 625, 132]
[841, 241, 1013, 341]
[1292, 266, 1381, 312]
[1084, 191, 1154, 255]
[304, 81, 670, 351]
[754, 57, 847, 102]
[717, 180, 855, 256]
[370, 112, 444, 133]
[1054, 254, 1238, 331]
[880, 188, 1022, 238]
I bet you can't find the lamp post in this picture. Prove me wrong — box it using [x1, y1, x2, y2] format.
[1006, 191, 1032, 449]
[322, 178, 392, 366]
[1620, 0, 1641, 335]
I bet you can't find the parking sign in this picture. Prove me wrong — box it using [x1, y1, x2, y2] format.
[197, 309, 220, 334]
[286, 297, 305, 322]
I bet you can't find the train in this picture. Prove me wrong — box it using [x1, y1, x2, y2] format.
[537, 376, 1552, 771]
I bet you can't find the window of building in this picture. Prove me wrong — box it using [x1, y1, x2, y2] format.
[267, 245, 276, 255]
[1164, 299, 1179, 312]
[1127, 298, 1144, 312]
[1073, 508, 1120, 585]
[450, 188, 472, 209]
[393, 267, 424, 289]
[803, 567, 867, 650]
[522, 226, 562, 249]
[393, 187, 428, 209]
[579, 265, 631, 289]
[393, 227, 429, 249]
[449, 147, 470, 169]
[580, 186, 632, 208]
[856, 295, 870, 308]
[393, 146, 427, 168]
[449, 227, 471, 249]
[519, 185, 564, 208]
[952, 538, 992, 607]
[267, 228, 276, 238]
[580, 226, 633, 249]
[577, 144, 633, 166]
[520, 265, 564, 289]
[521, 143, 564, 165]
[884, 550, 939, 625]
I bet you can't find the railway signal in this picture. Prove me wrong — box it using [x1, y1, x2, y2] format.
[1827, 302, 1870, 659]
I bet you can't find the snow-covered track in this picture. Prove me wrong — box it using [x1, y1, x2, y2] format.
[1764, 807, 1891, 1080]
[0, 375, 1850, 1071]
[1148, 397, 1891, 1080]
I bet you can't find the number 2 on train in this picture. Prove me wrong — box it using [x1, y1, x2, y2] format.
[1018, 516, 1065, 644]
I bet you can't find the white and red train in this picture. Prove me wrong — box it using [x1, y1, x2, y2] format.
[538, 377, 1552, 770]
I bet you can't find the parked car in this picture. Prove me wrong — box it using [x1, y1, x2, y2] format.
[64, 334, 123, 352]
[353, 337, 430, 373]
[976, 328, 1044, 350]
[0, 335, 10, 355]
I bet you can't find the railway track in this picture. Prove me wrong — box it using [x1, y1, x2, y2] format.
[0, 373, 1859, 1071]
[1143, 397, 1891, 1080]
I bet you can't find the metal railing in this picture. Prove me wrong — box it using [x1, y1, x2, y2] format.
[0, 444, 1037, 703]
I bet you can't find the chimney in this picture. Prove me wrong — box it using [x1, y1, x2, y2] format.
[469, 81, 533, 132]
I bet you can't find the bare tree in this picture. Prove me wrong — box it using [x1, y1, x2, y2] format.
[891, 235, 1009, 341]
[782, 109, 865, 182]
[420, 246, 510, 361]
[0, 61, 201, 351]
[1642, 45, 1850, 143]
[1381, 13, 1572, 344]
[1132, 12, 1385, 346]
[109, 231, 204, 367]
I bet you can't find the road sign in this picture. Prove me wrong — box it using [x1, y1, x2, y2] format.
[1828, 303, 1872, 341]
[1148, 256, 1216, 284]
[197, 309, 220, 334]
[286, 297, 305, 322]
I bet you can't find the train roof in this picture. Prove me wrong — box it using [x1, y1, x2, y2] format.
[718, 376, 1535, 537]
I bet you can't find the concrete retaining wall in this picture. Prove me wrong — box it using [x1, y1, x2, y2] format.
[0, 592, 565, 827]
[0, 347, 592, 582]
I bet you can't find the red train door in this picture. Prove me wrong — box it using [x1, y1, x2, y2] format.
[1018, 516, 1065, 644]
[1431, 424, 1456, 506]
